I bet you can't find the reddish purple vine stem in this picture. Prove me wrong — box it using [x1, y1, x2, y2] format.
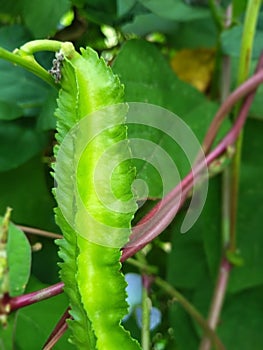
[2, 53, 262, 350]
[43, 308, 71, 350]
[5, 282, 64, 312]
[202, 55, 263, 153]
[122, 60, 263, 261]
[199, 258, 232, 350]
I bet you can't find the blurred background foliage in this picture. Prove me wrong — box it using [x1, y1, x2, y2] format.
[0, 0, 263, 349]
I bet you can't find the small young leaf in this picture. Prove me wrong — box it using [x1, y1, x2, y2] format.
[6, 221, 31, 297]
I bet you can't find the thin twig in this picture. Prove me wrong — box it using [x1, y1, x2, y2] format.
[154, 277, 226, 350]
[199, 258, 231, 350]
[202, 66, 263, 153]
[17, 225, 62, 240]
[204, 259, 231, 329]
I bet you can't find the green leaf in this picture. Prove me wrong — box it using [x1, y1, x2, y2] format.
[0, 101, 22, 121]
[189, 177, 222, 280]
[113, 39, 228, 198]
[138, 0, 210, 21]
[0, 156, 56, 232]
[0, 24, 30, 51]
[192, 280, 263, 349]
[166, 17, 217, 49]
[0, 119, 48, 171]
[122, 13, 179, 36]
[228, 119, 263, 292]
[21, 0, 71, 38]
[250, 82, 263, 120]
[187, 119, 263, 293]
[169, 299, 199, 350]
[75, 0, 118, 25]
[37, 88, 57, 131]
[0, 155, 59, 285]
[166, 210, 209, 289]
[233, 0, 248, 18]
[221, 25, 263, 59]
[112, 39, 221, 129]
[0, 25, 50, 118]
[0, 313, 16, 350]
[6, 221, 31, 296]
[0, 0, 21, 16]
[117, 0, 137, 16]
[217, 286, 263, 349]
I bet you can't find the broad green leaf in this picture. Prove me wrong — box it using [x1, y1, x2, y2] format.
[193, 284, 263, 349]
[5, 221, 31, 296]
[37, 88, 57, 131]
[0, 156, 56, 232]
[228, 120, 263, 292]
[138, 0, 210, 21]
[0, 24, 29, 50]
[249, 83, 263, 120]
[166, 210, 209, 289]
[123, 11, 217, 49]
[0, 25, 50, 118]
[166, 119, 263, 293]
[21, 0, 71, 38]
[167, 17, 217, 49]
[221, 25, 263, 59]
[166, 178, 221, 289]
[0, 119, 48, 171]
[117, 0, 137, 16]
[74, 0, 118, 25]
[218, 286, 263, 349]
[233, 0, 248, 18]
[113, 40, 228, 198]
[0, 0, 21, 16]
[112, 40, 221, 131]
[122, 13, 179, 36]
[0, 156, 59, 285]
[169, 301, 199, 350]
[201, 179, 222, 278]
[0, 313, 16, 350]
[166, 179, 221, 346]
[190, 120, 263, 292]
[0, 101, 22, 121]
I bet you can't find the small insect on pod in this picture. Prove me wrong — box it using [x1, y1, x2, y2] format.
[49, 50, 64, 83]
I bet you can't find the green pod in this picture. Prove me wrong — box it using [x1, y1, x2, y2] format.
[54, 46, 141, 349]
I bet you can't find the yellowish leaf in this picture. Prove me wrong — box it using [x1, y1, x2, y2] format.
[170, 48, 215, 92]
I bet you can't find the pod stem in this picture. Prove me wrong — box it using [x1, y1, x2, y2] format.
[0, 40, 75, 88]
